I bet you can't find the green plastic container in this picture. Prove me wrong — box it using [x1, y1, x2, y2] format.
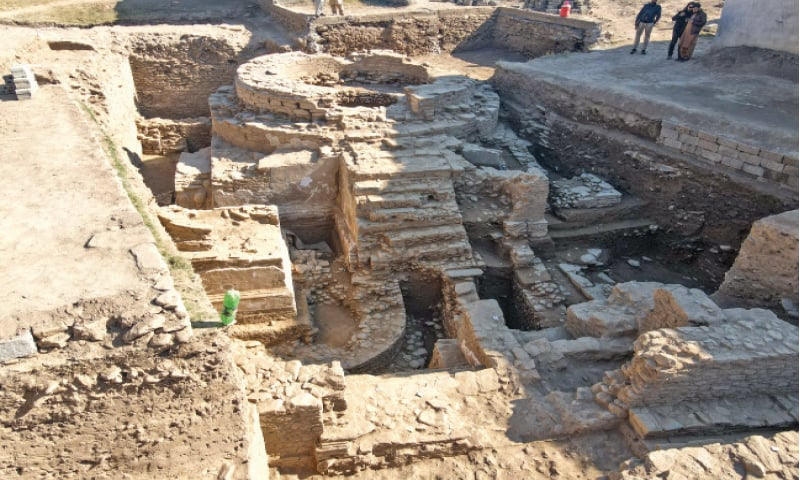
[220, 289, 240, 326]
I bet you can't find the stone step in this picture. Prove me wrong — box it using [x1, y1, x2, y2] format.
[355, 191, 450, 210]
[547, 218, 656, 242]
[368, 238, 474, 268]
[353, 177, 454, 196]
[552, 196, 649, 227]
[208, 287, 296, 318]
[629, 393, 799, 439]
[362, 224, 468, 250]
[360, 202, 462, 223]
[349, 155, 457, 182]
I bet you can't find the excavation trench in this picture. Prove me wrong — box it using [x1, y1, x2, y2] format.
[125, 37, 752, 366]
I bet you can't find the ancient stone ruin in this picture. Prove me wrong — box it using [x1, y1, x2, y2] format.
[0, 0, 797, 479]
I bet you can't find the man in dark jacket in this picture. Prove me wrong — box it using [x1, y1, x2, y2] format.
[668, 2, 694, 59]
[631, 0, 662, 55]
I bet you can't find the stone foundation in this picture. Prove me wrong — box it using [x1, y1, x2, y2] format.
[715, 210, 799, 312]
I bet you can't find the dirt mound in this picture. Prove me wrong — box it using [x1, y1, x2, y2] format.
[703, 46, 799, 81]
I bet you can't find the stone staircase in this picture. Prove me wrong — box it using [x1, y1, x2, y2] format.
[342, 143, 481, 273]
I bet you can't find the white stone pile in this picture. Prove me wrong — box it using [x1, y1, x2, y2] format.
[550, 173, 621, 209]
[11, 64, 38, 100]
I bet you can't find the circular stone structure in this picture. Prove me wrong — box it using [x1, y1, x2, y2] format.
[234, 50, 431, 121]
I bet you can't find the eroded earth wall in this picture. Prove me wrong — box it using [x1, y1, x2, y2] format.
[716, 210, 799, 311]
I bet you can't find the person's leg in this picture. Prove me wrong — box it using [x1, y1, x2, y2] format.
[641, 23, 654, 53]
[315, 0, 324, 15]
[668, 32, 679, 58]
[632, 23, 645, 52]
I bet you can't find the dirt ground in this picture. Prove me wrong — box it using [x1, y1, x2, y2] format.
[0, 1, 794, 479]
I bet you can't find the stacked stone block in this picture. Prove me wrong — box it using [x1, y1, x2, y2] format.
[137, 117, 211, 155]
[566, 281, 669, 338]
[342, 140, 479, 273]
[550, 173, 621, 210]
[638, 285, 726, 333]
[658, 121, 799, 191]
[158, 205, 301, 343]
[174, 147, 212, 209]
[593, 305, 799, 438]
[11, 64, 38, 100]
[232, 342, 346, 471]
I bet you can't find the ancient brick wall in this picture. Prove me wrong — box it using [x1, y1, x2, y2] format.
[128, 33, 254, 119]
[618, 311, 798, 407]
[312, 10, 495, 57]
[309, 8, 598, 57]
[658, 121, 799, 192]
[491, 8, 601, 57]
[137, 117, 212, 154]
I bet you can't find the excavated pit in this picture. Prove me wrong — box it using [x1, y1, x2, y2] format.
[128, 44, 756, 346]
[2, 2, 799, 477]
[89, 25, 797, 478]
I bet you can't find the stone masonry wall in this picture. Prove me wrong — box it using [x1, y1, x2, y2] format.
[616, 310, 798, 408]
[311, 10, 495, 57]
[232, 341, 346, 470]
[658, 121, 799, 192]
[491, 8, 601, 57]
[308, 8, 599, 57]
[127, 32, 255, 119]
[137, 117, 212, 155]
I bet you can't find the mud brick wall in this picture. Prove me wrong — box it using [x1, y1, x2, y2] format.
[308, 8, 599, 57]
[658, 121, 799, 192]
[311, 9, 495, 57]
[617, 312, 799, 408]
[491, 8, 601, 57]
[137, 117, 212, 154]
[128, 33, 254, 119]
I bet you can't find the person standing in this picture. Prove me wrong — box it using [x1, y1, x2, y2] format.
[631, 0, 662, 55]
[315, 0, 326, 16]
[330, 0, 344, 15]
[668, 2, 694, 59]
[676, 2, 707, 61]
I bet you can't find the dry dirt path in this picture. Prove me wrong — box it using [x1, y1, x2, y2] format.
[0, 86, 153, 337]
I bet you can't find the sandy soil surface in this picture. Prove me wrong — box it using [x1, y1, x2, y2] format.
[0, 86, 151, 336]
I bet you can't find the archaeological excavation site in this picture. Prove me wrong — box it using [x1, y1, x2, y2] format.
[0, 0, 798, 478]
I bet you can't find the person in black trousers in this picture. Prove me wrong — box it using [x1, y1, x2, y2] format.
[668, 2, 694, 59]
